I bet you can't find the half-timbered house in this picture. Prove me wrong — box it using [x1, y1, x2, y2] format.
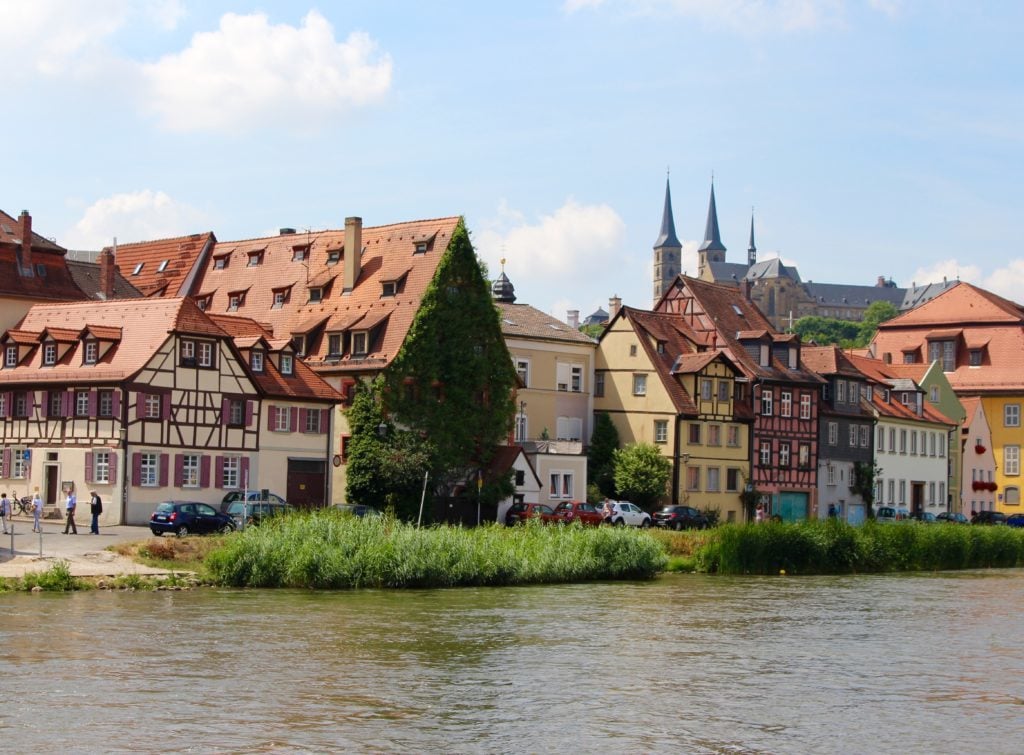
[655, 276, 824, 521]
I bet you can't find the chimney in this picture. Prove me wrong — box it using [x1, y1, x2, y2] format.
[876, 275, 886, 287]
[608, 295, 621, 319]
[343, 216, 362, 293]
[742, 278, 752, 301]
[19, 210, 32, 274]
[100, 244, 116, 300]
[567, 310, 579, 329]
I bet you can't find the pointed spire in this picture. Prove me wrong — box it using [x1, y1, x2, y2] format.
[698, 181, 726, 253]
[653, 175, 681, 249]
[747, 207, 757, 266]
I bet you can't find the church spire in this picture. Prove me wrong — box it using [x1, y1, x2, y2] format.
[654, 175, 681, 248]
[747, 207, 757, 267]
[698, 181, 726, 254]
[652, 172, 683, 306]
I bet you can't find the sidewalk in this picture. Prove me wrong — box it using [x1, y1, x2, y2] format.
[0, 517, 177, 579]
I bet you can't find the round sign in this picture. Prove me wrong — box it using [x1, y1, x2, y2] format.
[332, 454, 342, 468]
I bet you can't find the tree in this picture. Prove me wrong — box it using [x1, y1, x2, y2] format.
[856, 301, 899, 346]
[851, 460, 882, 519]
[374, 219, 517, 514]
[792, 316, 860, 347]
[588, 411, 620, 499]
[613, 443, 671, 511]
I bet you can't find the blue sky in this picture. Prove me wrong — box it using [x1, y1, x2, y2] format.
[3, 1, 1022, 320]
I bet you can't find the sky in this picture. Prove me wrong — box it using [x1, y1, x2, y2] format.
[3, 0, 1023, 321]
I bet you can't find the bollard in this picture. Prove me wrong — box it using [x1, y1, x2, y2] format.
[8, 522, 13, 556]
[38, 526, 43, 558]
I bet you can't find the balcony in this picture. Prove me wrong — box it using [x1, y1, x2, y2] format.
[521, 439, 583, 455]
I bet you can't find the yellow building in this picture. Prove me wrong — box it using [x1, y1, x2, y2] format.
[594, 305, 751, 521]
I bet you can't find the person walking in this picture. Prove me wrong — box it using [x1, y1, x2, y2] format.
[0, 493, 10, 534]
[31, 490, 43, 533]
[89, 491, 103, 535]
[63, 490, 78, 534]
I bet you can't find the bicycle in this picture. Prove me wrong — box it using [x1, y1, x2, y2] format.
[14, 496, 34, 516]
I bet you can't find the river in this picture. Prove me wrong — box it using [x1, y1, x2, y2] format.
[2, 571, 1023, 753]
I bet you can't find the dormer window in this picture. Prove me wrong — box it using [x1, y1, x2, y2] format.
[228, 291, 245, 311]
[328, 334, 342, 356]
[382, 281, 397, 297]
[42, 342, 56, 366]
[251, 350, 264, 373]
[415, 241, 428, 253]
[132, 262, 144, 275]
[308, 288, 322, 303]
[788, 347, 797, 369]
[272, 287, 290, 309]
[84, 340, 98, 365]
[247, 251, 264, 267]
[759, 344, 770, 367]
[213, 255, 229, 270]
[198, 341, 214, 368]
[196, 295, 211, 311]
[35, 263, 46, 277]
[326, 250, 341, 265]
[5, 344, 18, 367]
[969, 350, 983, 366]
[157, 260, 169, 272]
[180, 339, 196, 365]
[883, 388, 891, 402]
[352, 331, 368, 356]
[292, 246, 308, 262]
[280, 353, 294, 376]
[291, 336, 305, 357]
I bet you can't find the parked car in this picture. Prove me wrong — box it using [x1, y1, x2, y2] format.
[653, 505, 709, 530]
[971, 510, 1007, 525]
[874, 506, 910, 522]
[224, 500, 293, 528]
[551, 501, 603, 526]
[333, 503, 383, 518]
[936, 512, 970, 524]
[605, 501, 652, 528]
[910, 511, 937, 523]
[220, 490, 287, 509]
[150, 501, 236, 537]
[1006, 513, 1024, 528]
[505, 502, 557, 526]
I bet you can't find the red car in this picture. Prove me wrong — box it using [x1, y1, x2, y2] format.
[505, 502, 557, 525]
[551, 501, 604, 526]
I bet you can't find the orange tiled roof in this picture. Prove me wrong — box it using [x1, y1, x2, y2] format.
[195, 216, 462, 374]
[110, 232, 216, 298]
[802, 345, 864, 378]
[0, 209, 87, 302]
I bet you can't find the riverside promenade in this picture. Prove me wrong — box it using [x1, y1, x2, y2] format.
[0, 516, 170, 579]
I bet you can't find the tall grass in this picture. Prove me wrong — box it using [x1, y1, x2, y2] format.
[204, 510, 667, 589]
[694, 520, 1024, 575]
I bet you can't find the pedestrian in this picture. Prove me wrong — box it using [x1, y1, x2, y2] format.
[89, 491, 103, 535]
[602, 499, 614, 525]
[63, 489, 78, 534]
[32, 489, 43, 533]
[0, 493, 9, 534]
[755, 502, 765, 524]
[827, 503, 838, 519]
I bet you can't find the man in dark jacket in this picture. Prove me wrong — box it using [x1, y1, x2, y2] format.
[90, 492, 103, 535]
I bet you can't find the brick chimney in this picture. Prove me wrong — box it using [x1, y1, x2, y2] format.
[608, 294, 621, 319]
[343, 216, 362, 293]
[876, 275, 886, 287]
[742, 278, 752, 301]
[19, 210, 32, 274]
[100, 246, 116, 300]
[567, 310, 579, 328]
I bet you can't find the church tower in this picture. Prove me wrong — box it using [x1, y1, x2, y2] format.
[697, 181, 727, 278]
[747, 209, 757, 268]
[652, 176, 682, 305]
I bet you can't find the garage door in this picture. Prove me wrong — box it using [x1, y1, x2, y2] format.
[778, 492, 809, 523]
[287, 459, 326, 508]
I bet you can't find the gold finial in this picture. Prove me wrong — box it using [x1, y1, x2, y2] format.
[500, 257, 506, 272]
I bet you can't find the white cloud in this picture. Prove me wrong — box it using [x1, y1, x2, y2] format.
[475, 199, 628, 316]
[908, 259, 981, 289]
[0, 0, 183, 75]
[64, 190, 208, 248]
[983, 260, 1024, 302]
[141, 11, 392, 132]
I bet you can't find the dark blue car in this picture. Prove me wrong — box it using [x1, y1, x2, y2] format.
[1006, 513, 1024, 528]
[150, 501, 236, 537]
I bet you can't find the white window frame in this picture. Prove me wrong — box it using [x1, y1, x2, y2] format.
[5, 345, 18, 367]
[182, 453, 200, 488]
[570, 365, 583, 393]
[780, 391, 792, 417]
[198, 342, 213, 368]
[1005, 445, 1020, 476]
[706, 467, 720, 492]
[251, 351, 264, 372]
[352, 331, 368, 355]
[632, 374, 647, 396]
[43, 342, 56, 365]
[514, 412, 527, 443]
[727, 425, 740, 447]
[849, 425, 858, 447]
[275, 407, 291, 432]
[515, 358, 530, 388]
[140, 452, 158, 487]
[779, 443, 790, 467]
[93, 450, 110, 484]
[76, 390, 90, 417]
[828, 422, 838, 446]
[877, 426, 885, 452]
[222, 456, 240, 489]
[759, 443, 770, 466]
[305, 409, 321, 434]
[860, 426, 870, 448]
[761, 390, 773, 416]
[654, 420, 668, 444]
[548, 471, 573, 499]
[837, 380, 846, 402]
[1005, 404, 1021, 428]
[701, 379, 713, 401]
[280, 354, 294, 376]
[800, 394, 811, 420]
[98, 390, 114, 418]
[144, 393, 161, 419]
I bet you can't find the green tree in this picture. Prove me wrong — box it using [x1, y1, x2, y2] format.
[613, 442, 671, 511]
[851, 460, 883, 520]
[375, 219, 517, 514]
[792, 315, 860, 347]
[588, 411, 620, 499]
[855, 301, 899, 347]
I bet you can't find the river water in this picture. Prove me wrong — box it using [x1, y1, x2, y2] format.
[2, 571, 1022, 753]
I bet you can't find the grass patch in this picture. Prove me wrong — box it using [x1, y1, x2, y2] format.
[111, 535, 225, 574]
[204, 510, 668, 589]
[12, 561, 89, 592]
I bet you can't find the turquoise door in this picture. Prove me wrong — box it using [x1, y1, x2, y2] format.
[778, 492, 809, 522]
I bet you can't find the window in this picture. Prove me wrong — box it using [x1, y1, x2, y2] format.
[415, 241, 428, 253]
[827, 464, 836, 485]
[707, 467, 720, 492]
[98, 390, 114, 418]
[876, 480, 883, 503]
[726, 468, 740, 492]
[0, 394, 6, 416]
[328, 335, 342, 356]
[760, 443, 771, 466]
[49, 391, 62, 417]
[280, 354, 294, 376]
[198, 342, 213, 368]
[43, 342, 56, 365]
[196, 296, 211, 311]
[701, 379, 713, 400]
[514, 412, 527, 443]
[799, 443, 810, 467]
[132, 262, 144, 275]
[275, 406, 291, 432]
[837, 380, 846, 403]
[688, 424, 701, 444]
[899, 430, 907, 454]
[180, 339, 195, 364]
[849, 425, 858, 447]
[877, 427, 885, 452]
[717, 380, 730, 402]
[292, 247, 307, 262]
[889, 427, 896, 451]
[1006, 446, 1020, 476]
[899, 480, 906, 504]
[222, 456, 240, 489]
[779, 443, 790, 467]
[308, 288, 322, 303]
[75, 390, 90, 417]
[759, 344, 769, 367]
[272, 290, 287, 308]
[181, 454, 200, 488]
[780, 391, 792, 417]
[939, 482, 946, 505]
[828, 422, 838, 446]
[144, 393, 161, 419]
[291, 336, 305, 356]
[929, 433, 936, 457]
[140, 453, 158, 487]
[227, 399, 244, 427]
[5, 345, 17, 367]
[382, 281, 397, 297]
[888, 479, 895, 504]
[557, 362, 583, 392]
[928, 481, 935, 505]
[632, 374, 647, 396]
[228, 294, 240, 311]
[549, 472, 573, 499]
[571, 365, 583, 393]
[305, 409, 321, 434]
[938, 438, 945, 458]
[327, 250, 341, 265]
[352, 332, 368, 355]
[708, 425, 721, 446]
[686, 466, 700, 491]
[629, 344, 637, 357]
[93, 450, 110, 483]
[969, 350, 982, 366]
[800, 394, 811, 420]
[251, 351, 264, 372]
[860, 426, 869, 448]
[761, 390, 773, 416]
[788, 347, 798, 369]
[654, 420, 668, 444]
[213, 255, 228, 270]
[910, 431, 917, 455]
[594, 372, 605, 398]
[727, 426, 740, 447]
[928, 339, 955, 372]
[929, 385, 940, 403]
[247, 251, 263, 267]
[12, 392, 28, 417]
[1005, 404, 1021, 427]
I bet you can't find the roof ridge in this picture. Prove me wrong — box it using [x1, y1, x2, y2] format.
[103, 232, 213, 250]
[213, 216, 462, 247]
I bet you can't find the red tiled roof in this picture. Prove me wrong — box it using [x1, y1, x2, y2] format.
[81, 324, 124, 341]
[801, 345, 864, 378]
[109, 232, 215, 298]
[39, 327, 81, 342]
[0, 210, 87, 302]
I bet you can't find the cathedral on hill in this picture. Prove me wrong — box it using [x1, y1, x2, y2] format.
[651, 178, 956, 330]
